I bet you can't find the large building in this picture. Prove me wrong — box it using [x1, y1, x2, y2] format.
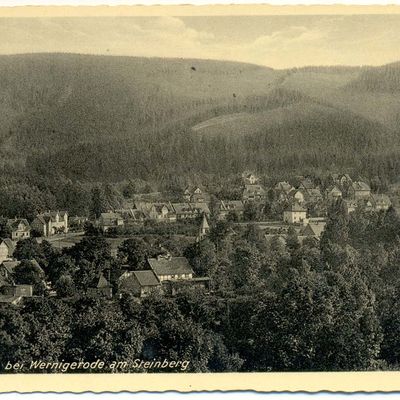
[31, 211, 68, 237]
[147, 253, 194, 282]
[283, 203, 307, 224]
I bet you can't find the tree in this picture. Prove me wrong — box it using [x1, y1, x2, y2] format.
[117, 238, 149, 270]
[185, 239, 217, 277]
[13, 238, 42, 261]
[13, 260, 46, 295]
[21, 298, 73, 366]
[67, 236, 111, 267]
[0, 307, 30, 371]
[286, 226, 300, 253]
[0, 217, 11, 238]
[90, 186, 107, 219]
[243, 202, 259, 221]
[54, 274, 78, 298]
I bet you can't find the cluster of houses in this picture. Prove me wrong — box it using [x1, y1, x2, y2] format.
[241, 172, 393, 243]
[98, 186, 238, 232]
[1, 211, 69, 244]
[108, 249, 210, 298]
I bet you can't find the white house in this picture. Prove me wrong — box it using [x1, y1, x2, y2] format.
[283, 203, 307, 224]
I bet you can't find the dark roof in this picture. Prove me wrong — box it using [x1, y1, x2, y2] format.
[351, 181, 371, 191]
[301, 223, 326, 238]
[275, 181, 293, 193]
[220, 200, 244, 212]
[172, 203, 194, 214]
[286, 203, 307, 212]
[2, 239, 15, 254]
[7, 218, 30, 231]
[133, 270, 160, 287]
[148, 256, 193, 276]
[37, 211, 68, 223]
[1, 261, 20, 274]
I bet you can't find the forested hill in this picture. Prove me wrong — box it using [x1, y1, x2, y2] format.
[1, 53, 400, 182]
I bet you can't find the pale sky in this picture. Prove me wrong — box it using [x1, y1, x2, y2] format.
[1, 15, 400, 68]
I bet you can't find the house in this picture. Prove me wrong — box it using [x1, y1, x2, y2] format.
[338, 174, 353, 187]
[87, 273, 113, 299]
[68, 216, 88, 231]
[191, 203, 211, 218]
[197, 214, 210, 242]
[1, 284, 33, 297]
[218, 200, 244, 220]
[368, 194, 392, 212]
[0, 239, 15, 264]
[325, 186, 343, 201]
[7, 218, 30, 240]
[0, 295, 24, 305]
[348, 181, 371, 200]
[274, 181, 294, 199]
[183, 187, 210, 203]
[114, 209, 146, 224]
[300, 222, 326, 240]
[190, 187, 210, 203]
[0, 260, 19, 284]
[172, 203, 196, 220]
[299, 178, 316, 192]
[99, 212, 124, 232]
[304, 188, 323, 203]
[118, 270, 161, 298]
[242, 184, 267, 203]
[283, 203, 307, 224]
[288, 189, 306, 204]
[31, 211, 68, 237]
[242, 172, 259, 185]
[148, 203, 176, 222]
[147, 253, 194, 282]
[343, 199, 358, 214]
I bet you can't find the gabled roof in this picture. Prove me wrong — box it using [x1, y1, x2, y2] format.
[101, 212, 123, 219]
[244, 184, 266, 195]
[33, 215, 46, 225]
[370, 194, 391, 205]
[300, 178, 316, 189]
[97, 273, 111, 288]
[148, 256, 193, 277]
[200, 215, 210, 230]
[1, 261, 20, 275]
[220, 200, 244, 212]
[7, 218, 30, 231]
[302, 222, 326, 238]
[285, 202, 307, 212]
[37, 211, 68, 223]
[326, 185, 342, 194]
[275, 181, 293, 193]
[351, 181, 371, 191]
[191, 202, 211, 214]
[2, 239, 15, 255]
[132, 270, 160, 287]
[151, 203, 174, 214]
[172, 203, 194, 214]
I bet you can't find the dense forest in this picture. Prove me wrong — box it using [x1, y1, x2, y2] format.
[2, 202, 400, 372]
[0, 54, 400, 220]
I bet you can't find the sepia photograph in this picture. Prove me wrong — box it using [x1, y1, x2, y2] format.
[1, 5, 400, 391]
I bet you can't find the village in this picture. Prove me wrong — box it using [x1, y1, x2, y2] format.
[0, 171, 395, 305]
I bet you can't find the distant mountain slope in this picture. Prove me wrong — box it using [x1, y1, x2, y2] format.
[1, 53, 400, 181]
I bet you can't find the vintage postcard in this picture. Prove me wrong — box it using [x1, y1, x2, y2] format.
[1, 3, 400, 393]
